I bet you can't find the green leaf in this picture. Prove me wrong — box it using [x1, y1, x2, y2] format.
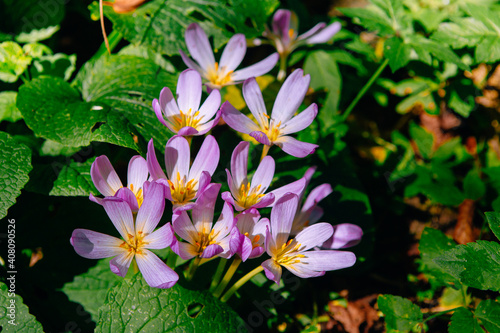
[449, 89, 475, 118]
[476, 299, 500, 333]
[485, 212, 500, 241]
[339, 7, 395, 36]
[409, 122, 433, 159]
[29, 53, 76, 81]
[449, 307, 484, 333]
[15, 25, 60, 43]
[378, 294, 422, 332]
[408, 35, 468, 70]
[476, 36, 500, 63]
[49, 157, 98, 197]
[303, 50, 342, 134]
[0, 41, 32, 82]
[463, 169, 485, 200]
[62, 258, 121, 322]
[434, 240, 500, 292]
[0, 91, 22, 123]
[17, 76, 139, 150]
[418, 227, 459, 288]
[118, 45, 175, 73]
[384, 37, 411, 72]
[101, 0, 278, 56]
[0, 282, 44, 332]
[74, 55, 178, 151]
[0, 131, 32, 219]
[96, 274, 244, 332]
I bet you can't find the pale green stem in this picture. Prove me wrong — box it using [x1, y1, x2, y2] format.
[220, 265, 264, 303]
[209, 258, 228, 292]
[186, 256, 201, 281]
[91, 30, 122, 60]
[213, 257, 242, 298]
[186, 136, 193, 147]
[342, 58, 389, 121]
[260, 145, 271, 162]
[277, 53, 289, 81]
[132, 259, 139, 274]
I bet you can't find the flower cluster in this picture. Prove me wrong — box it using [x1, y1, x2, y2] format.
[71, 18, 362, 301]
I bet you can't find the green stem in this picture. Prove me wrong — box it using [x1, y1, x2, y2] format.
[166, 249, 177, 268]
[209, 258, 227, 292]
[422, 307, 462, 324]
[132, 259, 139, 274]
[342, 58, 389, 121]
[277, 53, 288, 81]
[91, 30, 122, 60]
[186, 257, 201, 281]
[260, 145, 271, 162]
[213, 257, 242, 298]
[220, 265, 264, 303]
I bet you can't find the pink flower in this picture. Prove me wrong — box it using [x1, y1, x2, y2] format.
[222, 141, 306, 211]
[230, 208, 269, 261]
[180, 23, 279, 90]
[147, 135, 219, 211]
[221, 69, 318, 158]
[153, 69, 221, 136]
[71, 182, 178, 289]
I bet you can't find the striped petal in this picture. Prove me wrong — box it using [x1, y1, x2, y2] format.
[185, 23, 215, 71]
[177, 69, 202, 112]
[136, 249, 179, 288]
[91, 155, 122, 196]
[71, 229, 124, 259]
[110, 251, 134, 277]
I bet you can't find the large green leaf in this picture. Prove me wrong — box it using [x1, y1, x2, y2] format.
[476, 299, 500, 333]
[384, 37, 411, 72]
[378, 294, 422, 332]
[96, 274, 244, 332]
[0, 282, 44, 332]
[434, 241, 500, 292]
[449, 307, 484, 333]
[485, 211, 500, 241]
[62, 258, 121, 322]
[100, 0, 278, 56]
[49, 157, 98, 197]
[74, 55, 178, 151]
[0, 131, 32, 219]
[17, 75, 139, 150]
[0, 91, 22, 123]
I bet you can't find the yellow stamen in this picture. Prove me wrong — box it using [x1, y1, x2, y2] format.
[205, 61, 234, 87]
[236, 181, 265, 209]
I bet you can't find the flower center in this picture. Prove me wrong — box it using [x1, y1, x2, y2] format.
[206, 62, 233, 87]
[172, 108, 202, 131]
[237, 183, 265, 209]
[167, 171, 198, 205]
[128, 183, 144, 208]
[120, 231, 148, 255]
[262, 115, 282, 143]
[275, 239, 306, 265]
[244, 232, 262, 249]
[194, 228, 218, 254]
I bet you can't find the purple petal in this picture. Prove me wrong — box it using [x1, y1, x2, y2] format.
[309, 206, 324, 224]
[250, 193, 275, 210]
[219, 34, 246, 73]
[159, 86, 180, 118]
[272, 9, 293, 44]
[274, 135, 318, 158]
[297, 22, 326, 41]
[102, 197, 135, 240]
[91, 156, 122, 196]
[115, 187, 139, 212]
[251, 155, 275, 190]
[185, 23, 215, 71]
[179, 49, 203, 73]
[216, 235, 233, 259]
[147, 139, 167, 181]
[230, 141, 249, 188]
[262, 258, 282, 284]
[165, 135, 190, 180]
[135, 182, 165, 234]
[195, 171, 211, 199]
[221, 101, 260, 134]
[71, 229, 123, 259]
[235, 209, 261, 235]
[110, 251, 134, 277]
[127, 156, 148, 190]
[303, 183, 333, 212]
[229, 228, 243, 258]
[177, 127, 199, 136]
[250, 131, 271, 146]
[153, 98, 172, 129]
[300, 250, 356, 271]
[303, 22, 341, 44]
[271, 69, 310, 124]
[194, 111, 221, 135]
[270, 193, 298, 246]
[212, 202, 235, 241]
[136, 249, 179, 288]
[249, 247, 265, 259]
[281, 103, 318, 135]
[89, 194, 103, 206]
[222, 190, 237, 207]
[243, 78, 268, 129]
[294, 223, 333, 251]
[283, 262, 325, 279]
[322, 223, 363, 249]
[200, 243, 224, 258]
[189, 135, 219, 181]
[143, 223, 174, 249]
[240, 236, 253, 262]
[177, 69, 202, 112]
[231, 53, 279, 82]
[192, 183, 221, 231]
[172, 211, 197, 245]
[269, 177, 306, 206]
[198, 88, 221, 122]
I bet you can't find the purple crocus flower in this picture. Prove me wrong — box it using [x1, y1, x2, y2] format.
[171, 183, 235, 260]
[147, 135, 219, 211]
[262, 193, 356, 284]
[180, 23, 279, 90]
[153, 69, 221, 136]
[221, 141, 306, 211]
[221, 69, 318, 158]
[71, 182, 179, 289]
[90, 155, 149, 211]
[264, 9, 341, 80]
[230, 208, 270, 262]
